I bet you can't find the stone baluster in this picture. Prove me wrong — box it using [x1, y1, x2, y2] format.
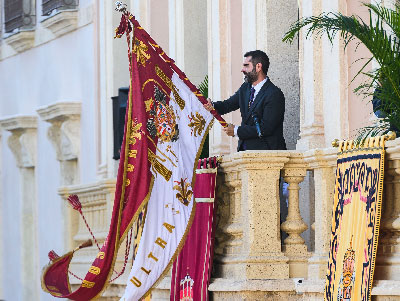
[281, 152, 310, 278]
[216, 151, 290, 280]
[304, 148, 337, 279]
[213, 155, 244, 278]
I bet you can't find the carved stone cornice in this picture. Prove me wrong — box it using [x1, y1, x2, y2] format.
[5, 31, 35, 53]
[0, 116, 38, 168]
[37, 102, 81, 161]
[41, 10, 78, 37]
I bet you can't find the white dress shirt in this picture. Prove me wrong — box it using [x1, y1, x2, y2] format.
[234, 77, 268, 137]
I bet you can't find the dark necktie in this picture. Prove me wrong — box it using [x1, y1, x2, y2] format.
[248, 87, 256, 108]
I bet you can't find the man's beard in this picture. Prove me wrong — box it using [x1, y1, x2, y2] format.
[243, 69, 258, 84]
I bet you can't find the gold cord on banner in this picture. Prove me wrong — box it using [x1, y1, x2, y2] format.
[331, 132, 396, 152]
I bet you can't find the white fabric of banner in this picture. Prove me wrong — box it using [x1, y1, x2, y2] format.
[121, 73, 213, 300]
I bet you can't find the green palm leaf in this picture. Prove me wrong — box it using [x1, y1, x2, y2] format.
[283, 3, 400, 139]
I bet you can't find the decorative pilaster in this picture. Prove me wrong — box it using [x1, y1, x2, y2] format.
[281, 153, 310, 278]
[217, 152, 290, 280]
[37, 101, 81, 185]
[0, 115, 39, 301]
[304, 148, 337, 279]
[37, 102, 81, 251]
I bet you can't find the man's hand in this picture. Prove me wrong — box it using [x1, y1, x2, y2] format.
[223, 123, 235, 137]
[203, 98, 214, 112]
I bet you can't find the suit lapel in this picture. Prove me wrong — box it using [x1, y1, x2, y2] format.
[245, 79, 271, 123]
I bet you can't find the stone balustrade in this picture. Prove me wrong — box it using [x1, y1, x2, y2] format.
[57, 139, 400, 299]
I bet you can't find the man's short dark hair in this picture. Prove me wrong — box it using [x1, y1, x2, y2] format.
[244, 50, 270, 75]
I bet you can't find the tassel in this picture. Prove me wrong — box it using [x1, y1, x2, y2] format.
[48, 250, 60, 262]
[79, 239, 93, 249]
[74, 239, 93, 252]
[67, 194, 82, 212]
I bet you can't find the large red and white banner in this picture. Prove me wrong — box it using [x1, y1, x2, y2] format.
[42, 5, 226, 301]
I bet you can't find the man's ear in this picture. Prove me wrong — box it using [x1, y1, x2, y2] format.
[256, 62, 262, 73]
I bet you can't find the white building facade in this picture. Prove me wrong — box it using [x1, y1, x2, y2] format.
[0, 0, 390, 300]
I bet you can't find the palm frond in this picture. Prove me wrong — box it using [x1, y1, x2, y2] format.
[198, 75, 208, 99]
[283, 2, 400, 140]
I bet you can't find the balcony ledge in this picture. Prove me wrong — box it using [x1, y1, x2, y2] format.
[41, 10, 78, 37]
[5, 31, 35, 53]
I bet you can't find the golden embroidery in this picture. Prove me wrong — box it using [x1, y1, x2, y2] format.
[166, 145, 178, 162]
[128, 150, 137, 158]
[132, 38, 150, 66]
[47, 285, 59, 291]
[147, 135, 178, 167]
[82, 280, 95, 288]
[127, 164, 134, 172]
[165, 203, 180, 215]
[188, 112, 206, 137]
[97, 251, 105, 259]
[126, 179, 131, 186]
[145, 97, 154, 112]
[155, 65, 185, 110]
[89, 266, 100, 275]
[173, 178, 193, 206]
[148, 149, 172, 181]
[129, 119, 143, 145]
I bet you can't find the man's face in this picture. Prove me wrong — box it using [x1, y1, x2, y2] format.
[241, 56, 258, 84]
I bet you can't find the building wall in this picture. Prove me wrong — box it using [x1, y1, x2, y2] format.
[0, 0, 393, 299]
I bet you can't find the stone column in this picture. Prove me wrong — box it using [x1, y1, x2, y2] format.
[296, 0, 326, 150]
[216, 151, 290, 280]
[282, 153, 310, 278]
[375, 139, 400, 280]
[304, 148, 337, 279]
[37, 102, 81, 250]
[0, 116, 39, 301]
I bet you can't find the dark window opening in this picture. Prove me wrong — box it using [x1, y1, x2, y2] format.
[4, 0, 35, 33]
[42, 0, 79, 16]
[112, 87, 129, 160]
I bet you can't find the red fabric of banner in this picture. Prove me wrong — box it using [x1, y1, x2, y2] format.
[170, 158, 218, 301]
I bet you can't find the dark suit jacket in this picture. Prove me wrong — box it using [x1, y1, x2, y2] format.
[213, 79, 286, 151]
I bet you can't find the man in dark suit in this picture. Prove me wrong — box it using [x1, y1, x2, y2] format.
[204, 50, 286, 151]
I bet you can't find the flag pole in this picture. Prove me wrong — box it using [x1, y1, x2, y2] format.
[115, 2, 228, 128]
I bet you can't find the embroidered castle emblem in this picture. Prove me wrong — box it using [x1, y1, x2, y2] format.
[173, 178, 193, 206]
[337, 239, 356, 301]
[179, 272, 194, 301]
[147, 85, 179, 143]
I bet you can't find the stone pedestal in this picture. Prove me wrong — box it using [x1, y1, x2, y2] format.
[216, 151, 290, 280]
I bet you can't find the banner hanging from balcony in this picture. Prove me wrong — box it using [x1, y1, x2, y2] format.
[324, 136, 388, 301]
[41, 3, 227, 300]
[170, 157, 219, 301]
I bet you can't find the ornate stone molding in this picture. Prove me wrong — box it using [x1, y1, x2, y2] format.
[41, 10, 78, 37]
[37, 102, 81, 161]
[0, 116, 37, 168]
[5, 31, 35, 53]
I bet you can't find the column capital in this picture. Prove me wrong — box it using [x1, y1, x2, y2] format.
[37, 102, 81, 161]
[0, 115, 38, 168]
[304, 147, 337, 169]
